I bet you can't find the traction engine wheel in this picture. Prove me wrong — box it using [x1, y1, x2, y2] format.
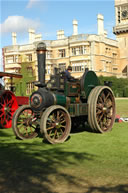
[40, 105, 71, 144]
[12, 105, 39, 140]
[0, 90, 18, 128]
[88, 86, 116, 133]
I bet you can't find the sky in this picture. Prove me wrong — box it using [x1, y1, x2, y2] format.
[0, 0, 116, 70]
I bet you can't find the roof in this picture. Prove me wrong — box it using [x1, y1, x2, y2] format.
[0, 72, 22, 78]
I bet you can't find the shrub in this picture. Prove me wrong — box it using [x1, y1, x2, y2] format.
[99, 76, 128, 97]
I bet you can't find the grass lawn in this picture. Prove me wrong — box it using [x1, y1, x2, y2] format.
[0, 99, 128, 193]
[115, 98, 128, 117]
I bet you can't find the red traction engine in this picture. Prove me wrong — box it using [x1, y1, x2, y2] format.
[0, 72, 22, 128]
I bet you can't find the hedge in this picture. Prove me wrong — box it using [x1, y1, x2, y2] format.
[99, 76, 128, 97]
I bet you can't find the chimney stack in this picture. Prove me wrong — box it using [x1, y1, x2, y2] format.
[97, 14, 104, 36]
[29, 29, 35, 43]
[57, 30, 65, 40]
[72, 19, 78, 35]
[35, 34, 42, 42]
[36, 42, 47, 87]
[12, 32, 17, 45]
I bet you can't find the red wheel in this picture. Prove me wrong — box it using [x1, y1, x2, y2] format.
[0, 91, 18, 128]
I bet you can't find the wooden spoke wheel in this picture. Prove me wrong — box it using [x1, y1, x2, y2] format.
[12, 105, 39, 140]
[40, 105, 71, 144]
[0, 91, 18, 128]
[88, 86, 116, 133]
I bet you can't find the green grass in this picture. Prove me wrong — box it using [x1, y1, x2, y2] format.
[0, 99, 128, 193]
[116, 98, 128, 117]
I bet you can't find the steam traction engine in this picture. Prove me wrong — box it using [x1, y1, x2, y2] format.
[12, 42, 116, 144]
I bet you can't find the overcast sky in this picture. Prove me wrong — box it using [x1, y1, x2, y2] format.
[0, 0, 116, 70]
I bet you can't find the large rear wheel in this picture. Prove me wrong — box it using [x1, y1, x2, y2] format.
[40, 105, 71, 144]
[88, 86, 116, 133]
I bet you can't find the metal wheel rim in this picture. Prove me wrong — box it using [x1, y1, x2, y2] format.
[88, 86, 116, 133]
[15, 106, 38, 139]
[95, 87, 115, 132]
[0, 91, 18, 128]
[41, 105, 71, 144]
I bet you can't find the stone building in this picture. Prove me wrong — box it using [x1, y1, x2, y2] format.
[2, 0, 128, 95]
[113, 0, 128, 78]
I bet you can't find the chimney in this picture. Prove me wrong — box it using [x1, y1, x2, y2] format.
[57, 30, 65, 40]
[72, 19, 78, 35]
[36, 42, 47, 87]
[97, 14, 104, 36]
[29, 29, 31, 43]
[12, 32, 17, 45]
[29, 29, 35, 43]
[57, 30, 61, 40]
[35, 34, 42, 42]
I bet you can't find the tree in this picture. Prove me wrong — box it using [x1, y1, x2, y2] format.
[13, 62, 36, 96]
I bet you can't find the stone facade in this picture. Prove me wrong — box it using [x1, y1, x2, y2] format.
[113, 0, 128, 77]
[2, 0, 128, 94]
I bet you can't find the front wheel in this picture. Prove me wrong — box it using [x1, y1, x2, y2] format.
[40, 105, 71, 144]
[12, 105, 39, 140]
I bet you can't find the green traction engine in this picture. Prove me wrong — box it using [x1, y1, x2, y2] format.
[12, 42, 116, 144]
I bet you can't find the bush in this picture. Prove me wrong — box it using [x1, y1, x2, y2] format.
[123, 87, 128, 97]
[99, 76, 128, 97]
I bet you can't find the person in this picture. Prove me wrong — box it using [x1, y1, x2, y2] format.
[65, 66, 74, 81]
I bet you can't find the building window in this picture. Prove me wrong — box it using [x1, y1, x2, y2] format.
[105, 47, 108, 54]
[15, 55, 19, 63]
[113, 67, 118, 71]
[26, 82, 34, 95]
[59, 63, 66, 72]
[46, 65, 51, 74]
[112, 53, 117, 65]
[72, 48, 76, 56]
[46, 50, 52, 59]
[78, 46, 86, 55]
[58, 49, 66, 58]
[71, 46, 86, 56]
[78, 46, 83, 55]
[72, 63, 86, 72]
[105, 47, 111, 55]
[6, 56, 14, 64]
[26, 54, 32, 62]
[106, 61, 111, 72]
[27, 67, 33, 76]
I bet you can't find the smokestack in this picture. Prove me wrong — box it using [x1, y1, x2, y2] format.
[72, 19, 78, 35]
[97, 14, 104, 36]
[36, 42, 47, 87]
[57, 30, 65, 40]
[29, 29, 35, 43]
[12, 32, 17, 45]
